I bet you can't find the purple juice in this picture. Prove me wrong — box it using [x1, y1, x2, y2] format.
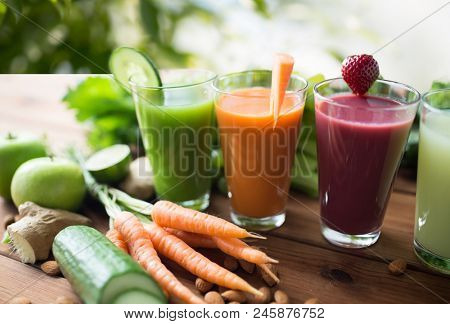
[315, 94, 414, 236]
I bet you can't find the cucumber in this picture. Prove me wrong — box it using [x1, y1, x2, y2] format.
[109, 47, 162, 89]
[53, 225, 167, 304]
[85, 144, 131, 184]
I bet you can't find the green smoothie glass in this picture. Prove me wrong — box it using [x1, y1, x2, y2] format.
[130, 69, 216, 210]
[414, 89, 450, 274]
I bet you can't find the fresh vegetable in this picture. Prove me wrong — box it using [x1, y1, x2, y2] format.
[7, 202, 91, 263]
[119, 156, 154, 200]
[341, 54, 379, 95]
[53, 225, 167, 304]
[114, 212, 204, 304]
[106, 229, 129, 254]
[164, 228, 217, 248]
[211, 236, 278, 264]
[11, 157, 86, 211]
[270, 53, 294, 126]
[85, 144, 131, 184]
[143, 222, 262, 296]
[109, 47, 162, 90]
[0, 133, 47, 200]
[63, 76, 139, 150]
[151, 200, 263, 239]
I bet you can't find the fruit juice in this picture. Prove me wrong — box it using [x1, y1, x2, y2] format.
[415, 112, 450, 259]
[215, 88, 304, 218]
[135, 95, 214, 208]
[315, 94, 414, 235]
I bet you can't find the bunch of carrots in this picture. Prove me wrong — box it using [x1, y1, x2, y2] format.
[70, 149, 280, 304]
[105, 200, 279, 304]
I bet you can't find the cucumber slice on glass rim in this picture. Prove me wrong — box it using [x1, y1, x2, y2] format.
[109, 47, 162, 89]
[85, 144, 131, 184]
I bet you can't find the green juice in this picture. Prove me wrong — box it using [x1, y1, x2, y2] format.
[135, 95, 214, 210]
[415, 112, 450, 268]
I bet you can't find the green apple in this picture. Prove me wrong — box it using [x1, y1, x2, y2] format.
[0, 133, 47, 200]
[11, 157, 86, 211]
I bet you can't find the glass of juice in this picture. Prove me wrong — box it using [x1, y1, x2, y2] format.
[213, 70, 307, 230]
[314, 78, 420, 248]
[130, 69, 216, 211]
[414, 89, 450, 274]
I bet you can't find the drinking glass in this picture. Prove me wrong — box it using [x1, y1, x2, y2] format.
[414, 89, 450, 274]
[130, 69, 216, 211]
[213, 70, 307, 230]
[314, 78, 420, 248]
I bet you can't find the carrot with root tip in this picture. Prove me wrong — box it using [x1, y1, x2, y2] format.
[165, 228, 280, 282]
[106, 229, 128, 254]
[165, 228, 277, 265]
[114, 212, 203, 304]
[152, 200, 264, 239]
[144, 223, 262, 296]
[211, 236, 278, 264]
[164, 228, 217, 248]
[270, 53, 294, 127]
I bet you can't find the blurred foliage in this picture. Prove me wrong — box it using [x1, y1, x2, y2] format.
[0, 0, 269, 73]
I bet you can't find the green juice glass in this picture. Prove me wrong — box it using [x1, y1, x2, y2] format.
[414, 89, 450, 274]
[130, 69, 217, 211]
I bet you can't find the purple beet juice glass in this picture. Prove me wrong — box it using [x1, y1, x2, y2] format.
[314, 78, 420, 248]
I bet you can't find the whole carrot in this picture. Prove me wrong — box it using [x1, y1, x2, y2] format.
[115, 212, 203, 304]
[212, 236, 278, 264]
[144, 223, 262, 296]
[165, 228, 278, 264]
[106, 229, 128, 254]
[152, 200, 263, 239]
[164, 228, 217, 248]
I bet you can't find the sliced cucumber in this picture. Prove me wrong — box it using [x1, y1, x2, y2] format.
[109, 47, 162, 89]
[85, 144, 131, 184]
[53, 226, 167, 304]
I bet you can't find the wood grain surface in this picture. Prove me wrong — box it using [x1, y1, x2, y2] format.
[0, 75, 448, 304]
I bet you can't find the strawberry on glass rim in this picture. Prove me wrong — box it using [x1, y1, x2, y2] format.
[341, 54, 379, 95]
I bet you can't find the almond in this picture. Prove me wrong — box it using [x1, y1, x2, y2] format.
[9, 296, 31, 304]
[388, 259, 407, 275]
[224, 256, 238, 271]
[195, 278, 213, 294]
[247, 286, 271, 304]
[274, 290, 289, 304]
[41, 260, 61, 276]
[221, 290, 247, 303]
[205, 291, 224, 304]
[56, 296, 77, 304]
[304, 297, 319, 304]
[239, 259, 255, 273]
[259, 263, 279, 286]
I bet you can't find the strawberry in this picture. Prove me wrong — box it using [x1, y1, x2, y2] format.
[341, 54, 379, 95]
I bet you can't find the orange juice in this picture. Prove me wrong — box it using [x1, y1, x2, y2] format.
[216, 87, 304, 221]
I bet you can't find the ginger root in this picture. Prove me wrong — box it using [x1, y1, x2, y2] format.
[7, 202, 91, 264]
[119, 157, 154, 200]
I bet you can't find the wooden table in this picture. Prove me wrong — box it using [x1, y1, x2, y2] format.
[0, 75, 449, 304]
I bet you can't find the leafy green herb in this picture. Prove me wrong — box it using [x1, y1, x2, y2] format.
[63, 76, 140, 150]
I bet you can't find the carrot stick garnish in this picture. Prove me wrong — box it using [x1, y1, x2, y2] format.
[270, 53, 294, 127]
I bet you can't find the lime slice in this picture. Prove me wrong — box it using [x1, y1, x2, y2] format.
[109, 47, 162, 90]
[86, 144, 131, 184]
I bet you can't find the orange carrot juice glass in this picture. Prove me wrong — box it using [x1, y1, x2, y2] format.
[213, 70, 307, 230]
